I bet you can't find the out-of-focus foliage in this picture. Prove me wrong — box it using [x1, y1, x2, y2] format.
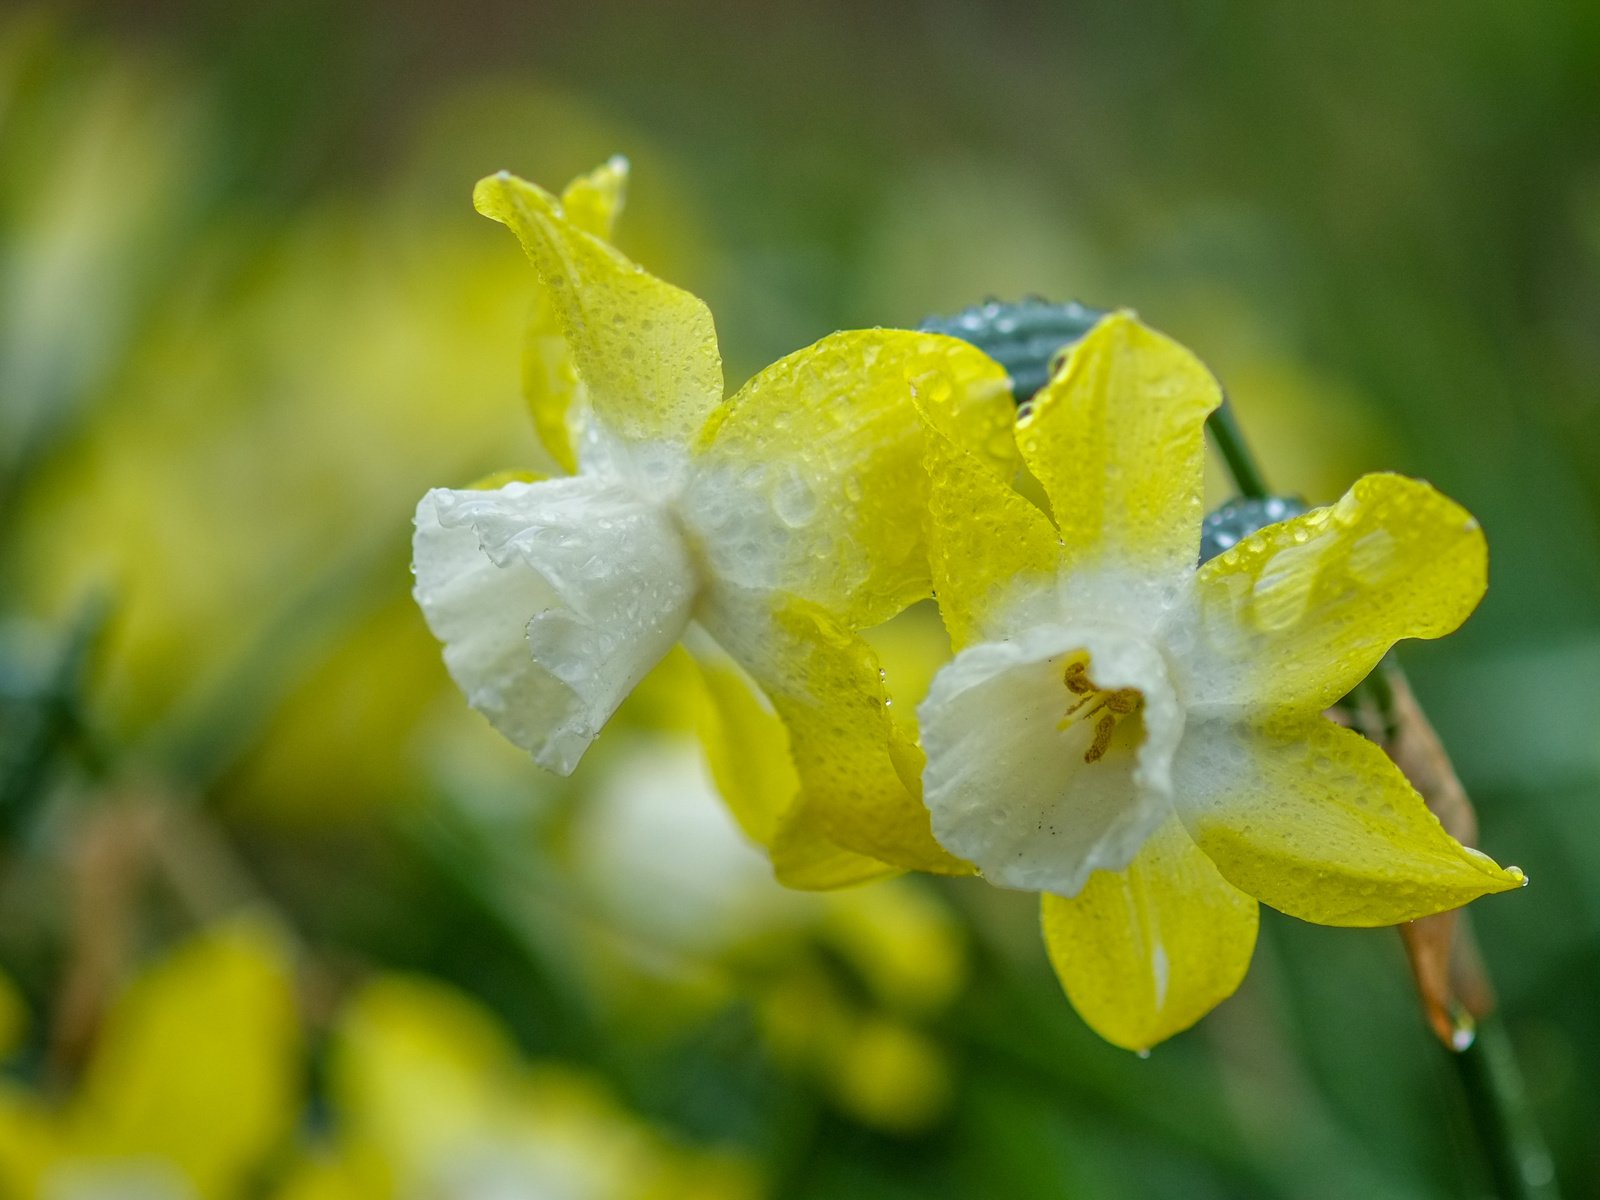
[1, 2, 1598, 1198]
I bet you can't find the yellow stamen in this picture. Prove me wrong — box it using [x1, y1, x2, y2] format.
[1057, 660, 1142, 762]
[1085, 713, 1118, 763]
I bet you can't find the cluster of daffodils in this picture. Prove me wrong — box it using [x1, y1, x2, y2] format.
[414, 161, 1526, 1052]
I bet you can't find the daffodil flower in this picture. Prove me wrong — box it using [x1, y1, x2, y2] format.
[412, 163, 1016, 888]
[904, 312, 1524, 1051]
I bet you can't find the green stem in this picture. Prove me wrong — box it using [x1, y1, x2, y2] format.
[1207, 397, 1270, 500]
[1452, 1016, 1559, 1200]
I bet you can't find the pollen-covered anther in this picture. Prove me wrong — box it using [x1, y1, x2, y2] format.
[1057, 658, 1143, 763]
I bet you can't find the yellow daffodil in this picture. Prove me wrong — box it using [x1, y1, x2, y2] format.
[891, 312, 1526, 1052]
[413, 162, 1016, 886]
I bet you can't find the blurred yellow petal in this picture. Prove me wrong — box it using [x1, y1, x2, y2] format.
[468, 467, 544, 489]
[1041, 817, 1258, 1052]
[822, 881, 966, 1014]
[919, 407, 1061, 649]
[273, 1154, 369, 1200]
[475, 169, 723, 447]
[1173, 716, 1524, 926]
[701, 589, 970, 876]
[68, 920, 299, 1196]
[693, 329, 1013, 628]
[331, 974, 516, 1163]
[1018, 312, 1219, 580]
[1185, 472, 1488, 715]
[828, 1017, 951, 1133]
[328, 974, 757, 1199]
[0, 1086, 56, 1199]
[519, 159, 631, 473]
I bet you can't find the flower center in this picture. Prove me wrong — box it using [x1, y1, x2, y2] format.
[1058, 658, 1144, 764]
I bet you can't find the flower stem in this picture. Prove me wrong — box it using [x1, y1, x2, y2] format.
[1452, 1015, 1560, 1200]
[1207, 397, 1271, 500]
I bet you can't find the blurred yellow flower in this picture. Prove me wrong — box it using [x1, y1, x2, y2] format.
[887, 313, 1525, 1052]
[0, 919, 300, 1199]
[277, 974, 759, 1200]
[413, 163, 1017, 888]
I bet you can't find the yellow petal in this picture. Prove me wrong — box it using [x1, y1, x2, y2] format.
[518, 159, 632, 473]
[329, 974, 520, 1157]
[0, 1085, 56, 1199]
[1173, 716, 1525, 926]
[699, 588, 973, 876]
[475, 170, 723, 448]
[68, 920, 300, 1194]
[769, 813, 902, 890]
[686, 629, 899, 890]
[1186, 472, 1487, 715]
[694, 329, 1013, 629]
[821, 881, 966, 1014]
[827, 1017, 951, 1133]
[1041, 816, 1258, 1052]
[919, 404, 1061, 649]
[1017, 312, 1220, 579]
[559, 155, 628, 239]
[522, 287, 584, 474]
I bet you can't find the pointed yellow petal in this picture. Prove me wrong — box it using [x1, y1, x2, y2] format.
[1173, 716, 1525, 926]
[516, 159, 632, 472]
[693, 329, 1013, 629]
[1041, 817, 1258, 1051]
[475, 170, 723, 447]
[1186, 472, 1487, 715]
[559, 155, 628, 239]
[920, 406, 1061, 649]
[1017, 312, 1220, 579]
[700, 588, 973, 876]
[686, 628, 900, 890]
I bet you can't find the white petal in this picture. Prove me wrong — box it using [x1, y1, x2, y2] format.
[412, 476, 696, 773]
[917, 623, 1183, 896]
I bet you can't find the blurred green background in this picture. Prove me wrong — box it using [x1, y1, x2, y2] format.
[2, 2, 1598, 1197]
